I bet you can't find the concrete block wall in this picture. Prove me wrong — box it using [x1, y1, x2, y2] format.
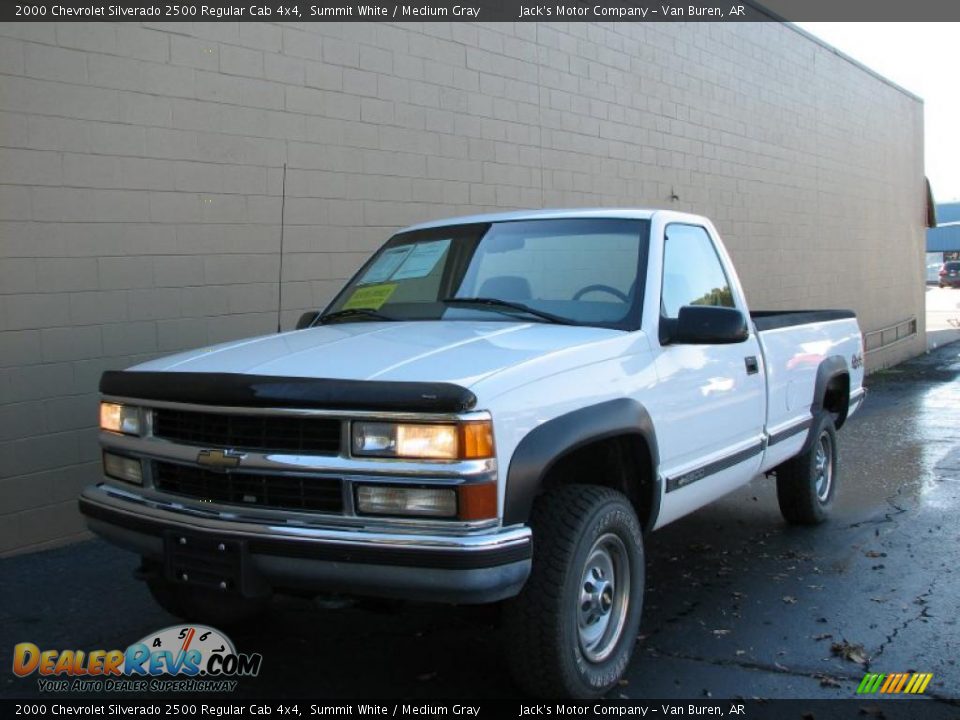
[0, 21, 925, 554]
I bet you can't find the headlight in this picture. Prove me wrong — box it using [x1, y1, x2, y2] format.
[99, 402, 142, 435]
[102, 452, 143, 485]
[351, 420, 494, 460]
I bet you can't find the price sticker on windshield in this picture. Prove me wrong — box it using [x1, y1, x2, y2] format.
[357, 246, 413, 285]
[342, 283, 397, 310]
[391, 239, 451, 280]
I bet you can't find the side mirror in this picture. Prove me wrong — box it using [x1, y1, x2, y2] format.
[667, 305, 749, 345]
[296, 311, 320, 330]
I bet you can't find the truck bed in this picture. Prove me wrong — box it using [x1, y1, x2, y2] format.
[751, 309, 856, 332]
[752, 309, 864, 475]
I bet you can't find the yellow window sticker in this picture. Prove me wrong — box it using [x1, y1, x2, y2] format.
[342, 283, 398, 310]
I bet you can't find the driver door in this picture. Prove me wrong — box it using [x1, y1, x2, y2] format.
[647, 222, 765, 525]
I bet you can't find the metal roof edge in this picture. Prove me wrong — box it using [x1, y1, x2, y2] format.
[772, 19, 924, 104]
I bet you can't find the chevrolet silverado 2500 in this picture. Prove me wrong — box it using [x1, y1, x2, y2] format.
[81, 209, 865, 697]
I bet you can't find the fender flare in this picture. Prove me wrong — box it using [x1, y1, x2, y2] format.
[503, 398, 661, 531]
[806, 355, 850, 445]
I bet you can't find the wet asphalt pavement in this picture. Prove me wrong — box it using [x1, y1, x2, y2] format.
[2, 344, 960, 712]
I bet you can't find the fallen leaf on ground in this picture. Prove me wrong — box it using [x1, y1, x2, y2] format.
[831, 640, 868, 665]
[817, 674, 842, 688]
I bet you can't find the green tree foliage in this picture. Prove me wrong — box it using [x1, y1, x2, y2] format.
[691, 286, 734, 308]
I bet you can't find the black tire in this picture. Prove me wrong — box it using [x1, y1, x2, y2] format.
[503, 485, 645, 698]
[146, 576, 269, 628]
[776, 412, 839, 525]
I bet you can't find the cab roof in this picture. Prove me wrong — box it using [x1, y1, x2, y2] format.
[401, 208, 663, 233]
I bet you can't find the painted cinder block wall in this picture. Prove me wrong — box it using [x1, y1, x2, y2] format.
[0, 21, 925, 555]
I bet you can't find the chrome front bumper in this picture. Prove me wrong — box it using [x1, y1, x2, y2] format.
[80, 483, 532, 604]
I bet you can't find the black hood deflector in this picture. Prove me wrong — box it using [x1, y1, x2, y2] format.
[100, 371, 478, 413]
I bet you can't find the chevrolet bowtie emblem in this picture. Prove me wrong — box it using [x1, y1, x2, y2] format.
[196, 449, 244, 469]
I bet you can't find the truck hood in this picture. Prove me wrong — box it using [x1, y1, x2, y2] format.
[131, 321, 626, 388]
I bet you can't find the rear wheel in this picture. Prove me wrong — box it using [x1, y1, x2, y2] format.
[503, 485, 644, 698]
[776, 413, 838, 525]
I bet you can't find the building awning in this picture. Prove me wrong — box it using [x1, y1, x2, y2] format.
[928, 223, 960, 252]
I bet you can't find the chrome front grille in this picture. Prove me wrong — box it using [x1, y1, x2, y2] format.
[153, 461, 344, 513]
[153, 408, 341, 455]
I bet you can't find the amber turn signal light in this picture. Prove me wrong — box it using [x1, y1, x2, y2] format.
[457, 482, 497, 521]
[458, 421, 494, 459]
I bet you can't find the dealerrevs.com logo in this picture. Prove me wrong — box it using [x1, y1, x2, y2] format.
[13, 625, 263, 693]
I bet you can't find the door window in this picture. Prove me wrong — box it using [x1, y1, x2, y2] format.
[660, 224, 735, 319]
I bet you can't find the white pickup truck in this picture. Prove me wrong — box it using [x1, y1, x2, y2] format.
[82, 209, 865, 697]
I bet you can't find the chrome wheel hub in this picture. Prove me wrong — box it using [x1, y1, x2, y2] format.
[581, 570, 613, 624]
[814, 431, 833, 502]
[577, 533, 631, 663]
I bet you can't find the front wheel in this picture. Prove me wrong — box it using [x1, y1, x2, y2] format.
[776, 412, 839, 525]
[503, 485, 645, 698]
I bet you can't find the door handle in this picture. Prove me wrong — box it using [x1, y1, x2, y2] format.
[744, 356, 759, 375]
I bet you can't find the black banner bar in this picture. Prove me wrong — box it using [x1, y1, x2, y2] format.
[2, 699, 960, 720]
[4, 0, 960, 22]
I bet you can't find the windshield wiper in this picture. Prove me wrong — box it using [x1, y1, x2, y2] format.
[441, 297, 576, 325]
[316, 308, 396, 325]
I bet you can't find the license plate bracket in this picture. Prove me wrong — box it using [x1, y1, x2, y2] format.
[163, 531, 261, 597]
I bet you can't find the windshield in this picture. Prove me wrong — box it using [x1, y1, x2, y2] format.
[322, 218, 650, 329]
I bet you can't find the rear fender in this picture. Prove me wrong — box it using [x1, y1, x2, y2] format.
[805, 355, 850, 445]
